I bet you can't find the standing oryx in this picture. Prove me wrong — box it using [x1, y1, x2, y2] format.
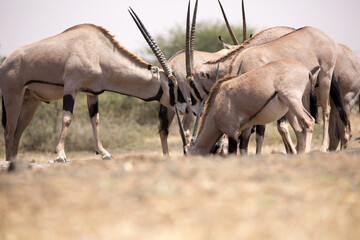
[190, 26, 348, 153]
[0, 9, 186, 162]
[189, 59, 318, 155]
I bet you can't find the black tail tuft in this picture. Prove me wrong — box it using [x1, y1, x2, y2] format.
[330, 73, 349, 126]
[310, 87, 318, 123]
[2, 95, 6, 128]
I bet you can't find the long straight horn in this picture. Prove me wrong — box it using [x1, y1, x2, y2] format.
[185, 0, 192, 78]
[186, 0, 198, 78]
[215, 63, 220, 81]
[242, 0, 247, 42]
[128, 7, 173, 77]
[218, 0, 239, 45]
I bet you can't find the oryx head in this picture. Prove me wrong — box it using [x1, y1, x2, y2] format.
[129, 7, 178, 107]
[129, 7, 189, 150]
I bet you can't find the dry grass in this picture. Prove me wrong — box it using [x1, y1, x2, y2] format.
[0, 113, 359, 240]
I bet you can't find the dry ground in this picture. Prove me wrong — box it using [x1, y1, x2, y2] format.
[0, 114, 359, 240]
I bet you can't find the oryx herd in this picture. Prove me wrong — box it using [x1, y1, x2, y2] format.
[0, 0, 359, 162]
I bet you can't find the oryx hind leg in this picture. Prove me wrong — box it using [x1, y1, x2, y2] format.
[11, 95, 41, 158]
[2, 92, 24, 161]
[317, 71, 333, 152]
[55, 93, 76, 162]
[276, 116, 296, 154]
[87, 95, 112, 160]
[280, 96, 314, 153]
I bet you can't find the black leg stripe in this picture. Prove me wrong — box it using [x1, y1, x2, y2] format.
[63, 95, 75, 114]
[88, 101, 99, 118]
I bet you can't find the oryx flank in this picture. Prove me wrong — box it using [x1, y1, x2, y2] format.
[0, 15, 183, 162]
[189, 59, 318, 155]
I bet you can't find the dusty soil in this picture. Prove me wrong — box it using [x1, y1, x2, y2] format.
[0, 113, 359, 240]
[0, 149, 359, 240]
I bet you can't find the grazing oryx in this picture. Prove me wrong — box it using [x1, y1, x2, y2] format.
[189, 59, 318, 155]
[190, 26, 348, 153]
[328, 43, 360, 150]
[0, 10, 186, 162]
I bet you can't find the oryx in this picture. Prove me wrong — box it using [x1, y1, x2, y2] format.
[0, 10, 186, 162]
[329, 43, 360, 150]
[188, 59, 318, 155]
[190, 26, 348, 153]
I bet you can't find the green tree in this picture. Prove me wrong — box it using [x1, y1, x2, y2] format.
[141, 20, 253, 63]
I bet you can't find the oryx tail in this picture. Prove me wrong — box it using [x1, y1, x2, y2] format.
[330, 73, 349, 126]
[310, 66, 320, 122]
[1, 95, 6, 128]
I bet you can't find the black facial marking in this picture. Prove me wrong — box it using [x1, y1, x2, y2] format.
[190, 93, 197, 106]
[177, 87, 186, 103]
[169, 82, 176, 106]
[190, 82, 203, 102]
[88, 101, 99, 119]
[202, 84, 209, 95]
[63, 95, 75, 114]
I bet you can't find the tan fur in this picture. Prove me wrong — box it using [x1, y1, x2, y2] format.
[189, 59, 315, 155]
[0, 24, 175, 161]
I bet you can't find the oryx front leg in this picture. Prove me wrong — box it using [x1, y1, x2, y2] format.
[87, 95, 112, 160]
[55, 94, 76, 163]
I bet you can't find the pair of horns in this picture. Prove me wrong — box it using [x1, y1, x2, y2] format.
[218, 0, 247, 44]
[128, 7, 173, 77]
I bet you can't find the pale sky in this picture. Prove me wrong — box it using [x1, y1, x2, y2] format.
[0, 0, 360, 58]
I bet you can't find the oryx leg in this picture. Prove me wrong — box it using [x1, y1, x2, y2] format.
[276, 115, 296, 154]
[55, 93, 76, 162]
[255, 125, 265, 154]
[2, 92, 24, 161]
[182, 108, 195, 151]
[317, 72, 333, 152]
[228, 137, 237, 154]
[158, 104, 175, 155]
[87, 95, 112, 160]
[339, 103, 352, 149]
[239, 127, 252, 156]
[282, 100, 314, 153]
[11, 95, 41, 158]
[328, 108, 340, 151]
